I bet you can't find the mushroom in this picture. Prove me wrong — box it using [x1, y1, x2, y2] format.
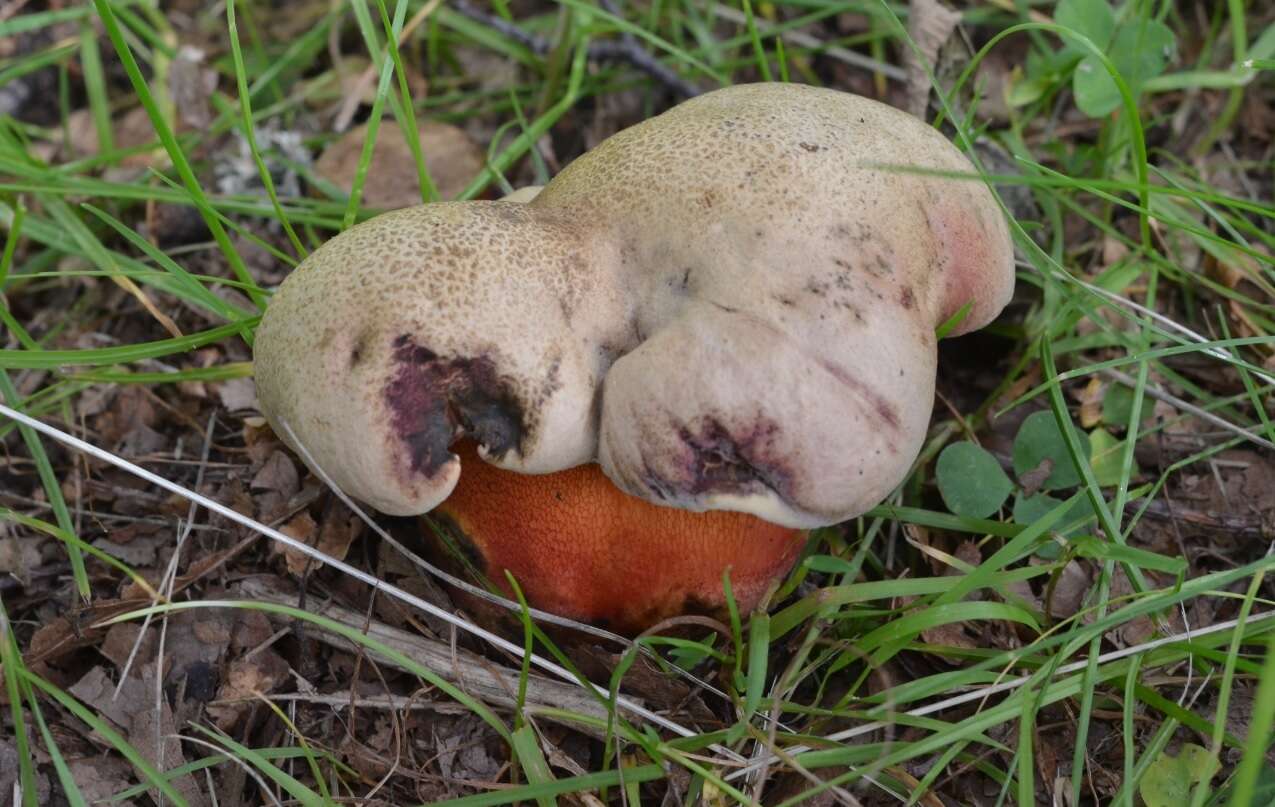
[254, 83, 1014, 627]
[432, 440, 805, 634]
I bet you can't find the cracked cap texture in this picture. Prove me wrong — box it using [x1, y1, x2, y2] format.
[254, 82, 1015, 528]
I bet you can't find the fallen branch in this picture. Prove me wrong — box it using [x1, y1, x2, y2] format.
[451, 0, 701, 98]
[237, 576, 636, 738]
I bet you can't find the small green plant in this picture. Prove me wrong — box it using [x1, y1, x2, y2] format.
[934, 440, 1015, 518]
[1011, 0, 1178, 117]
[1140, 743, 1219, 807]
[1056, 0, 1177, 117]
[936, 404, 1140, 528]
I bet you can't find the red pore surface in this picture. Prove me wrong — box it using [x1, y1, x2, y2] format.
[433, 442, 806, 634]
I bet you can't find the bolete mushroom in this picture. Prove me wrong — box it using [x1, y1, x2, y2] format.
[254, 83, 1014, 629]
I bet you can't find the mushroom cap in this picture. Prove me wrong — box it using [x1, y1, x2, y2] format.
[432, 441, 805, 633]
[254, 83, 1014, 528]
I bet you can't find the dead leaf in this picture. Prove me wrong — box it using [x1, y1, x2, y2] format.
[1019, 458, 1055, 497]
[316, 119, 485, 206]
[192, 618, 232, 646]
[1044, 561, 1092, 620]
[1078, 377, 1104, 428]
[65, 108, 102, 159]
[27, 599, 144, 665]
[118, 536, 253, 601]
[92, 386, 166, 456]
[264, 0, 332, 40]
[1238, 451, 1275, 510]
[216, 376, 258, 412]
[341, 717, 397, 779]
[1102, 234, 1130, 267]
[1100, 568, 1184, 646]
[921, 618, 979, 651]
[214, 475, 255, 524]
[75, 383, 117, 419]
[92, 533, 162, 567]
[207, 648, 290, 730]
[66, 756, 137, 806]
[973, 52, 1014, 124]
[251, 450, 299, 497]
[68, 665, 148, 732]
[230, 610, 275, 654]
[902, 0, 962, 118]
[243, 417, 281, 464]
[887, 766, 946, 807]
[1239, 90, 1274, 142]
[63, 105, 158, 166]
[317, 509, 363, 563]
[100, 622, 156, 672]
[182, 660, 220, 704]
[1035, 732, 1060, 789]
[0, 533, 43, 584]
[64, 664, 205, 804]
[278, 511, 318, 575]
[570, 643, 711, 716]
[129, 667, 209, 807]
[154, 608, 235, 696]
[119, 107, 158, 158]
[316, 55, 427, 118]
[375, 572, 453, 635]
[954, 539, 981, 570]
[168, 45, 217, 131]
[435, 717, 502, 781]
[0, 739, 51, 804]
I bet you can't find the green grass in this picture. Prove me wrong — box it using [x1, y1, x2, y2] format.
[1, 0, 1274, 804]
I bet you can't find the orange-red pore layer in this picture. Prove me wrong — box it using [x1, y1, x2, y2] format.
[431, 441, 807, 634]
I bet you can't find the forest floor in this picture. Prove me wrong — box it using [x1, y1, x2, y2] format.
[1, 1, 1274, 805]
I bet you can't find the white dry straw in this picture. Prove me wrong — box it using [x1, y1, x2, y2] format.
[0, 401, 745, 763]
[275, 418, 757, 726]
[1101, 367, 1275, 451]
[725, 606, 1275, 781]
[1026, 258, 1275, 392]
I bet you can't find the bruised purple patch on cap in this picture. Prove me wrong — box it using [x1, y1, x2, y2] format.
[384, 335, 525, 480]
